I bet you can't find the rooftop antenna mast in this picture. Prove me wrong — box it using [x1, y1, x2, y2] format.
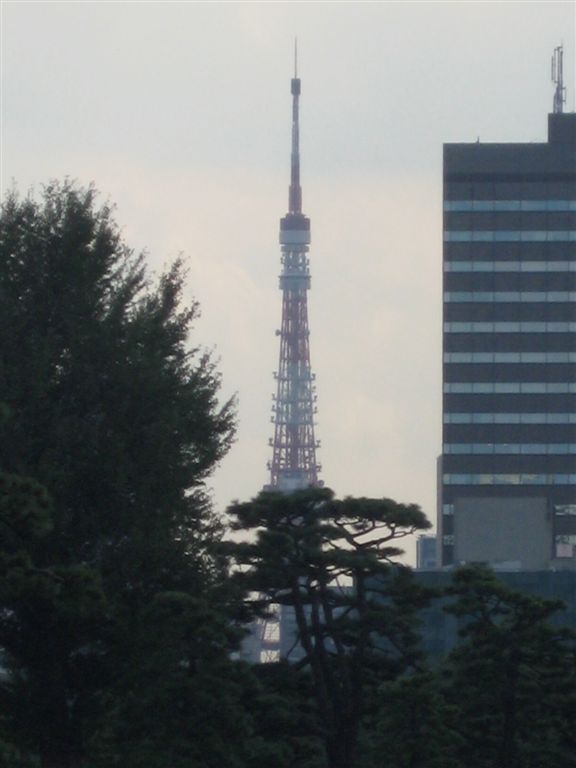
[551, 45, 566, 114]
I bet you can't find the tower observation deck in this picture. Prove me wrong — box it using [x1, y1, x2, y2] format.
[267, 63, 321, 492]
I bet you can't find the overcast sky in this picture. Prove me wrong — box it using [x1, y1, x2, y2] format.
[2, 1, 575, 561]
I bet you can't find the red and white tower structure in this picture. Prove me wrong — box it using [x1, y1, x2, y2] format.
[268, 58, 321, 492]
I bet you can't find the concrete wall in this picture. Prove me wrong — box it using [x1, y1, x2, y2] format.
[453, 496, 552, 569]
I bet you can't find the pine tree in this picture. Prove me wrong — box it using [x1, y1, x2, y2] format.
[225, 487, 432, 768]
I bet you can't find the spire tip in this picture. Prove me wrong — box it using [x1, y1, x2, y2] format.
[294, 37, 298, 78]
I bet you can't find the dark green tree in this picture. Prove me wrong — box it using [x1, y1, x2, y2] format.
[86, 590, 255, 768]
[0, 182, 237, 767]
[0, 464, 105, 768]
[0, 461, 50, 768]
[443, 565, 576, 768]
[358, 670, 462, 768]
[225, 487, 432, 768]
[243, 662, 327, 768]
[0, 398, 106, 768]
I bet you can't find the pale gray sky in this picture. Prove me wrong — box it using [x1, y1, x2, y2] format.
[2, 1, 575, 560]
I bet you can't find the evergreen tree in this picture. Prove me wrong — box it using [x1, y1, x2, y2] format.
[241, 662, 327, 768]
[359, 671, 462, 768]
[0, 181, 237, 767]
[225, 488, 432, 768]
[444, 565, 576, 768]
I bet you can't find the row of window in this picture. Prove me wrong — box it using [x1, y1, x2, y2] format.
[556, 505, 576, 516]
[444, 260, 576, 273]
[445, 383, 576, 394]
[445, 291, 576, 302]
[445, 322, 576, 333]
[444, 352, 576, 363]
[444, 200, 576, 212]
[444, 412, 576, 424]
[443, 443, 576, 455]
[444, 231, 576, 242]
[443, 474, 576, 485]
[442, 502, 576, 516]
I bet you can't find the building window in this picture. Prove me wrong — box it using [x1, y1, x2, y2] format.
[444, 260, 576, 273]
[555, 536, 576, 558]
[444, 231, 576, 242]
[555, 505, 576, 516]
[444, 200, 576, 212]
[444, 291, 576, 303]
[444, 382, 576, 394]
[444, 352, 576, 363]
[445, 321, 576, 333]
[443, 414, 576, 425]
[443, 473, 576, 486]
[443, 443, 576, 455]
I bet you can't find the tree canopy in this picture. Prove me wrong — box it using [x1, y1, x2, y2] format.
[1, 181, 235, 577]
[443, 565, 576, 768]
[226, 487, 433, 768]
[0, 181, 238, 767]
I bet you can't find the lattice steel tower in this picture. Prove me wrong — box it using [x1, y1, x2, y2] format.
[268, 57, 321, 492]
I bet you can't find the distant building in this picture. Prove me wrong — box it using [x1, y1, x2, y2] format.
[416, 534, 437, 570]
[439, 104, 576, 569]
[413, 569, 576, 660]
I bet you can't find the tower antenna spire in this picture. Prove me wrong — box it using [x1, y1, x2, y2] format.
[551, 44, 566, 114]
[294, 37, 298, 78]
[267, 59, 321, 492]
[289, 45, 302, 214]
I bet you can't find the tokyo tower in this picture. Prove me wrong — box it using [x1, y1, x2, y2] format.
[267, 54, 321, 492]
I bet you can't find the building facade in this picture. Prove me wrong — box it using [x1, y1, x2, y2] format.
[416, 534, 438, 570]
[439, 111, 576, 568]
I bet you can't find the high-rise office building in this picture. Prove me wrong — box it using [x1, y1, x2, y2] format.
[439, 102, 576, 568]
